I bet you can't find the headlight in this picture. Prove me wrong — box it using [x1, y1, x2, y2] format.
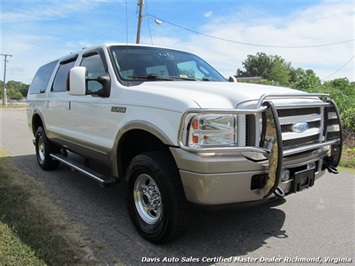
[187, 114, 237, 148]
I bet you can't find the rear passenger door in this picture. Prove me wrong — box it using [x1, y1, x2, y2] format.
[45, 55, 77, 141]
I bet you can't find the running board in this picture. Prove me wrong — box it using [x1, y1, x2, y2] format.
[50, 153, 116, 187]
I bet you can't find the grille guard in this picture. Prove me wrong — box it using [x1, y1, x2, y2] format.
[323, 99, 343, 169]
[259, 101, 283, 198]
[178, 93, 343, 198]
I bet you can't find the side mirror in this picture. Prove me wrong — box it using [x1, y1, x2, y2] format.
[95, 74, 111, 97]
[228, 76, 237, 82]
[68, 66, 111, 97]
[68, 66, 87, 96]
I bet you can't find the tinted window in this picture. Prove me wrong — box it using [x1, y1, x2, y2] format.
[178, 61, 209, 80]
[110, 46, 226, 83]
[51, 60, 76, 92]
[80, 53, 106, 93]
[29, 60, 58, 94]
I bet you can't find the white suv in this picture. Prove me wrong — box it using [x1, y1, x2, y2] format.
[27, 43, 342, 243]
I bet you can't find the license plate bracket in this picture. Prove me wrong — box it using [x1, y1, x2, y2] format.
[293, 168, 315, 192]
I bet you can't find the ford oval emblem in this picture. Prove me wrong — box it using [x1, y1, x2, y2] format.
[292, 122, 309, 133]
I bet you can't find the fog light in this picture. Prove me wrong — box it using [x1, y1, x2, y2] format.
[308, 162, 316, 170]
[281, 169, 290, 182]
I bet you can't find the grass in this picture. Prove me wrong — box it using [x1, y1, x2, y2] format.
[0, 103, 27, 108]
[0, 222, 46, 265]
[0, 150, 97, 265]
[339, 166, 355, 174]
[339, 147, 355, 169]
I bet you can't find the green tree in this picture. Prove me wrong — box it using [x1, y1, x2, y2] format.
[268, 56, 291, 86]
[235, 53, 354, 131]
[0, 81, 3, 99]
[290, 69, 321, 90]
[6, 80, 28, 98]
[7, 88, 23, 100]
[322, 78, 355, 130]
[0, 80, 29, 100]
[236, 52, 291, 86]
[341, 107, 355, 130]
[236, 52, 273, 78]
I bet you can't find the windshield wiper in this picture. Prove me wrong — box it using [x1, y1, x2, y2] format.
[170, 76, 197, 81]
[170, 76, 214, 81]
[129, 75, 172, 81]
[128, 75, 208, 81]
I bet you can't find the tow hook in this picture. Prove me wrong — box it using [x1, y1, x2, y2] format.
[326, 165, 339, 174]
[274, 186, 285, 197]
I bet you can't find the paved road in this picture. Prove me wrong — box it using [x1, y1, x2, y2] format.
[1, 108, 354, 265]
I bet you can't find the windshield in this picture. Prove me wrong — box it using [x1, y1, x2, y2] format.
[109, 46, 226, 83]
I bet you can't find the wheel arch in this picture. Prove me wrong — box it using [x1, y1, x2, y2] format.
[113, 122, 178, 179]
[31, 112, 44, 136]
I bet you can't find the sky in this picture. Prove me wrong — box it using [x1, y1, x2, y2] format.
[1, 0, 354, 84]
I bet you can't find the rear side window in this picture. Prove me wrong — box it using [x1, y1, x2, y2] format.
[51, 60, 76, 92]
[29, 60, 58, 94]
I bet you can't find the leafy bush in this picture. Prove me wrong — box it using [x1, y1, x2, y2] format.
[236, 53, 355, 168]
[236, 53, 355, 131]
[341, 107, 355, 131]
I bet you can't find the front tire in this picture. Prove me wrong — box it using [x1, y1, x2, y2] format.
[35, 127, 60, 170]
[125, 151, 190, 244]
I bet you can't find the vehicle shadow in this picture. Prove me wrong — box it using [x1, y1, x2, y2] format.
[9, 154, 288, 265]
[168, 200, 287, 259]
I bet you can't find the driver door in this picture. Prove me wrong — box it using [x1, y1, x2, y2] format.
[68, 49, 115, 161]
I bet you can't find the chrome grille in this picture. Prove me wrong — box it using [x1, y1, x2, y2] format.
[281, 121, 321, 133]
[277, 107, 323, 150]
[277, 107, 321, 117]
[283, 134, 320, 148]
[245, 115, 256, 146]
[243, 104, 329, 153]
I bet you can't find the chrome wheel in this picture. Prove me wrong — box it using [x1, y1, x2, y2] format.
[126, 152, 190, 243]
[134, 173, 162, 224]
[37, 136, 45, 163]
[35, 127, 60, 170]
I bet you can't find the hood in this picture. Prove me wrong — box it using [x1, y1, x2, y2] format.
[132, 81, 303, 109]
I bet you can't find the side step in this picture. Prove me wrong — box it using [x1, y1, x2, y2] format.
[50, 153, 117, 187]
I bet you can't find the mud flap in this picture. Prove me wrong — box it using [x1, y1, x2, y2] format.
[260, 101, 283, 198]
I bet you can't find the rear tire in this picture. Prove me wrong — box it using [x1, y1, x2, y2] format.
[35, 127, 60, 170]
[125, 151, 190, 244]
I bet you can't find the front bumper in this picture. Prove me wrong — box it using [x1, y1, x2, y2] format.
[175, 94, 342, 205]
[171, 147, 327, 205]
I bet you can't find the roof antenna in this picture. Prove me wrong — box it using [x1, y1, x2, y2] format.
[126, 1, 129, 44]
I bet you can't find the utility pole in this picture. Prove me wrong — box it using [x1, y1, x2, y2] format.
[1, 53, 13, 107]
[136, 0, 144, 44]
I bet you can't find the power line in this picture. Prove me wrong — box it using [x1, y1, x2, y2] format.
[149, 14, 355, 49]
[87, 13, 136, 43]
[145, 0, 154, 45]
[321, 55, 355, 81]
